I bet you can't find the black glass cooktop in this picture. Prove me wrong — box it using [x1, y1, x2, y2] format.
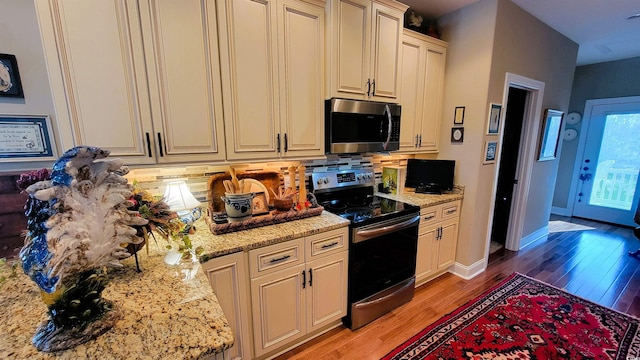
[320, 195, 419, 226]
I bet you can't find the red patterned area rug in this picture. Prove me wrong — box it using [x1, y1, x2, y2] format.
[382, 273, 640, 360]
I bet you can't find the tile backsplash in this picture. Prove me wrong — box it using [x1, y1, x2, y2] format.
[124, 153, 425, 208]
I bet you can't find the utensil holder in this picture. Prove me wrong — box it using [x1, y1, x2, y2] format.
[221, 192, 255, 222]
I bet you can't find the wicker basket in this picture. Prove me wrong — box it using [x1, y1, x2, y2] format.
[273, 197, 294, 212]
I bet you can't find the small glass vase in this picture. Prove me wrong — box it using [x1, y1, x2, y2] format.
[32, 268, 121, 352]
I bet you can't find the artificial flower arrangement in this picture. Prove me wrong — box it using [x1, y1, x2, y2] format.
[127, 181, 204, 261]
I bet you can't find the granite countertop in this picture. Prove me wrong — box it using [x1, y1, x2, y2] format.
[0, 241, 234, 360]
[0, 210, 349, 359]
[195, 210, 351, 262]
[376, 186, 464, 208]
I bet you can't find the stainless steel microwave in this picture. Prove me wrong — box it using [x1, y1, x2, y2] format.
[325, 98, 401, 154]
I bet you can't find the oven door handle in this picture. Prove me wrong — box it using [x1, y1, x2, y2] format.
[354, 215, 420, 243]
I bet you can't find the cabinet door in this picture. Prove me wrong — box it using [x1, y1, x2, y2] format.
[416, 224, 437, 284]
[42, 0, 155, 164]
[369, 2, 403, 102]
[202, 252, 253, 360]
[436, 218, 458, 271]
[251, 264, 306, 357]
[218, 0, 280, 160]
[139, 0, 226, 163]
[417, 44, 446, 152]
[278, 0, 325, 157]
[306, 251, 348, 332]
[397, 33, 425, 151]
[330, 0, 371, 100]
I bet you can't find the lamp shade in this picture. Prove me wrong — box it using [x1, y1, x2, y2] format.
[163, 181, 201, 212]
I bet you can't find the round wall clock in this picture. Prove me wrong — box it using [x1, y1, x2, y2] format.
[563, 128, 578, 141]
[565, 112, 582, 125]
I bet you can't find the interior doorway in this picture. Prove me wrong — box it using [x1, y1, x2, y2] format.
[489, 87, 528, 259]
[484, 73, 546, 268]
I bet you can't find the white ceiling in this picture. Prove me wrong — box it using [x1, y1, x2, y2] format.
[398, 0, 640, 65]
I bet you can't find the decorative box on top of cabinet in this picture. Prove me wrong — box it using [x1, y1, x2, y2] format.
[36, 0, 227, 165]
[397, 29, 447, 153]
[415, 200, 460, 286]
[327, 0, 408, 103]
[216, 0, 325, 161]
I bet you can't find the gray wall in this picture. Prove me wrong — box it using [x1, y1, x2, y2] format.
[0, 0, 58, 173]
[553, 56, 640, 210]
[438, 0, 577, 266]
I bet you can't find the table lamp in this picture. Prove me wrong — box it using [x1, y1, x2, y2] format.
[163, 180, 202, 233]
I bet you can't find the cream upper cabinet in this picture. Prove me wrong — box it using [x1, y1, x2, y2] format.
[37, 0, 155, 164]
[397, 29, 447, 153]
[328, 0, 407, 102]
[37, 0, 226, 164]
[217, 0, 325, 161]
[138, 0, 226, 163]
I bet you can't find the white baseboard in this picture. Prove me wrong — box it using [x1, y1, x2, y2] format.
[551, 206, 571, 216]
[450, 259, 485, 280]
[519, 225, 549, 249]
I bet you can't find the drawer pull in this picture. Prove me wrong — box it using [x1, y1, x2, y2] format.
[423, 215, 435, 221]
[446, 209, 457, 215]
[269, 255, 291, 264]
[321, 241, 339, 249]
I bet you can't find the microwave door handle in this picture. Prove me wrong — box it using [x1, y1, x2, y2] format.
[382, 104, 392, 150]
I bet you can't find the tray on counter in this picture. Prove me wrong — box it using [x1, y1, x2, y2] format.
[205, 206, 324, 235]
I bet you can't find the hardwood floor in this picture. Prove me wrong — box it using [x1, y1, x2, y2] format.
[275, 216, 640, 360]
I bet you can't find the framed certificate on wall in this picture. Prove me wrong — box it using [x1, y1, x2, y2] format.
[0, 115, 58, 161]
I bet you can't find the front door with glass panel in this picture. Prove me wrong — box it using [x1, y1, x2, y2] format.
[573, 97, 640, 227]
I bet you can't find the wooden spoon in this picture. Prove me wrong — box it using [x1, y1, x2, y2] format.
[229, 167, 240, 193]
[223, 180, 235, 194]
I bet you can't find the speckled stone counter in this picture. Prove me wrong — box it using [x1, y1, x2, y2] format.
[0, 210, 349, 359]
[376, 186, 464, 208]
[196, 210, 350, 262]
[0, 242, 234, 359]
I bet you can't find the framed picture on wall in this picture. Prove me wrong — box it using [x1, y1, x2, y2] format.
[486, 103, 502, 134]
[537, 109, 564, 161]
[483, 140, 497, 164]
[0, 54, 24, 98]
[454, 106, 465, 125]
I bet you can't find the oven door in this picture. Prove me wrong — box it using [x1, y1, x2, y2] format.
[346, 213, 419, 329]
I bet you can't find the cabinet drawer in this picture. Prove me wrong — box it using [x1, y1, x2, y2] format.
[306, 228, 348, 260]
[419, 207, 439, 226]
[440, 201, 461, 220]
[249, 238, 305, 278]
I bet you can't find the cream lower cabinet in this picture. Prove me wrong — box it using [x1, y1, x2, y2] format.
[202, 251, 254, 360]
[202, 227, 348, 360]
[397, 29, 447, 153]
[36, 0, 226, 164]
[415, 200, 461, 286]
[249, 228, 348, 358]
[327, 0, 407, 102]
[217, 0, 325, 160]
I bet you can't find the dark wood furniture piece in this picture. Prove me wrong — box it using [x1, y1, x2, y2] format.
[0, 173, 28, 259]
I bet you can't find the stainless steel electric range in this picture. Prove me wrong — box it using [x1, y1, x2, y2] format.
[311, 168, 420, 330]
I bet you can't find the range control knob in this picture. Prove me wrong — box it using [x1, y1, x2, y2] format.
[316, 178, 323, 185]
[323, 178, 329, 184]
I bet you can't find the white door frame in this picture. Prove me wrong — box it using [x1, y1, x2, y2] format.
[484, 73, 545, 258]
